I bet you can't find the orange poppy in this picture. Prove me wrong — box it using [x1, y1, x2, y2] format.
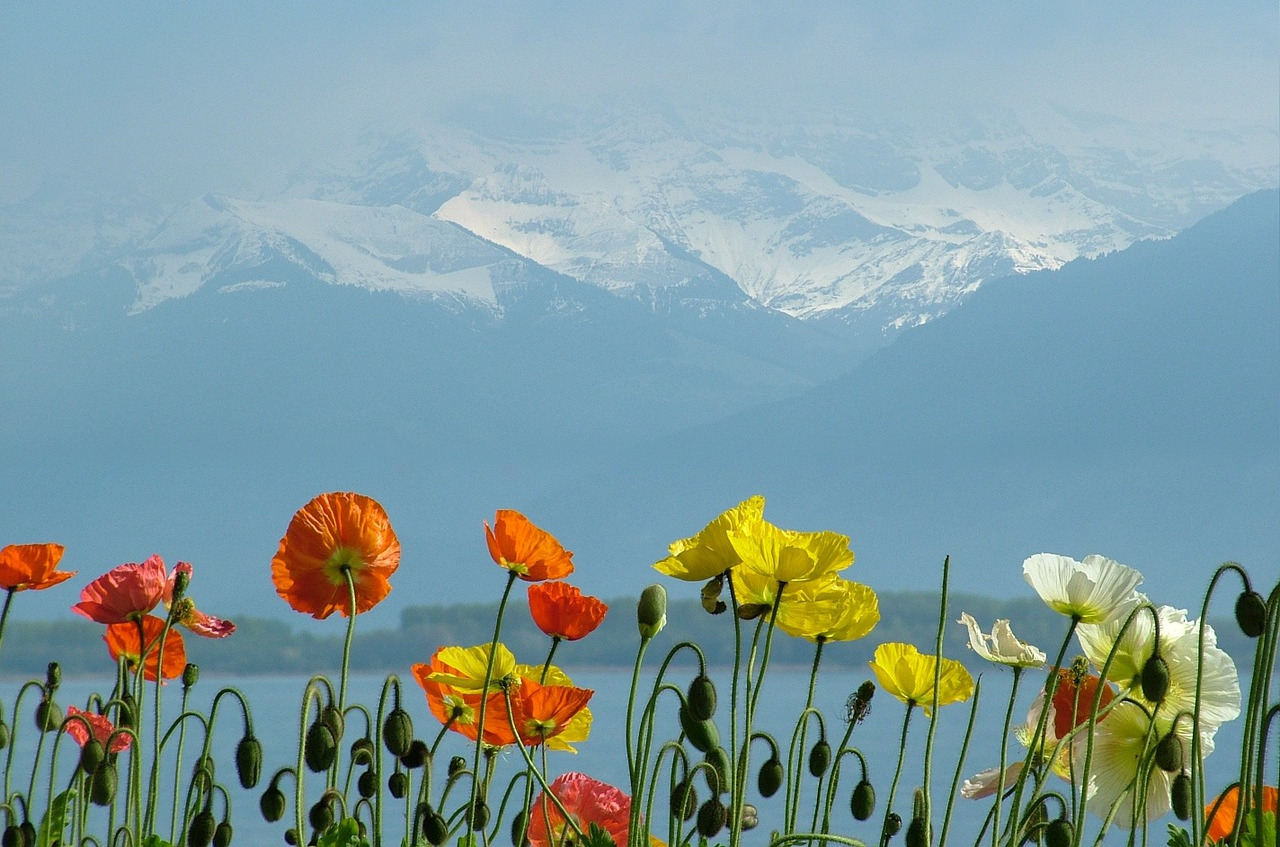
[104, 614, 187, 682]
[507, 677, 594, 747]
[271, 492, 401, 619]
[1205, 785, 1278, 842]
[1051, 670, 1114, 739]
[485, 510, 573, 582]
[527, 582, 607, 641]
[0, 543, 74, 592]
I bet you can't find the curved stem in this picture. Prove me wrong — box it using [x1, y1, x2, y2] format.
[880, 703, 915, 847]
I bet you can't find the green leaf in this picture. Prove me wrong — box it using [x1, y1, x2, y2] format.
[1166, 824, 1192, 847]
[36, 788, 75, 847]
[317, 817, 370, 847]
[455, 835, 479, 847]
[1238, 810, 1278, 847]
[580, 823, 618, 847]
[140, 837, 176, 847]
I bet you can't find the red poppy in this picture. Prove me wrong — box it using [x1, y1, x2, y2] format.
[64, 706, 132, 753]
[73, 555, 169, 624]
[507, 678, 594, 747]
[485, 510, 573, 582]
[528, 581, 607, 641]
[1051, 670, 1114, 739]
[526, 772, 635, 847]
[104, 615, 187, 682]
[0, 543, 75, 592]
[272, 492, 401, 619]
[1205, 785, 1278, 842]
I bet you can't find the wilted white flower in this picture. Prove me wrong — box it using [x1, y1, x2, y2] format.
[960, 761, 1024, 799]
[1022, 553, 1143, 624]
[958, 613, 1046, 668]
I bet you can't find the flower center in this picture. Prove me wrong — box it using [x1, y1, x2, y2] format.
[324, 547, 366, 584]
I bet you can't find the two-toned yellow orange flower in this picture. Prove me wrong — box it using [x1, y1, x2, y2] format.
[653, 495, 764, 581]
[869, 642, 974, 715]
[528, 581, 608, 641]
[272, 492, 401, 619]
[0, 543, 75, 592]
[105, 615, 187, 682]
[485, 510, 573, 581]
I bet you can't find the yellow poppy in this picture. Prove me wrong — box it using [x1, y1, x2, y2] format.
[423, 643, 518, 692]
[729, 520, 854, 585]
[653, 496, 764, 581]
[775, 578, 879, 642]
[869, 642, 974, 715]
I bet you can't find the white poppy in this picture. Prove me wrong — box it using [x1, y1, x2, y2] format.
[1022, 553, 1144, 624]
[958, 613, 1047, 667]
[960, 761, 1024, 799]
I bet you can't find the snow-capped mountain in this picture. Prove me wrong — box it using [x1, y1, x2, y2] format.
[5, 105, 1276, 339]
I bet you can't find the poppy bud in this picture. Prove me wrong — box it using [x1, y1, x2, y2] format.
[737, 603, 771, 621]
[509, 809, 529, 847]
[117, 694, 138, 731]
[1155, 732, 1182, 772]
[1044, 818, 1073, 847]
[688, 674, 717, 720]
[358, 768, 377, 799]
[18, 823, 34, 847]
[1141, 655, 1170, 703]
[671, 778, 698, 821]
[350, 737, 375, 765]
[678, 705, 719, 753]
[388, 771, 409, 799]
[400, 739, 429, 770]
[79, 738, 106, 775]
[0, 717, 10, 750]
[188, 810, 216, 847]
[213, 821, 234, 847]
[321, 705, 344, 742]
[905, 816, 928, 847]
[182, 663, 200, 690]
[758, 757, 784, 798]
[637, 584, 668, 638]
[1171, 772, 1193, 821]
[45, 663, 61, 692]
[192, 754, 215, 789]
[260, 786, 287, 822]
[448, 755, 467, 777]
[469, 800, 490, 830]
[703, 746, 731, 795]
[383, 708, 414, 757]
[740, 803, 759, 831]
[171, 568, 190, 602]
[304, 722, 336, 772]
[34, 699, 62, 733]
[422, 807, 449, 845]
[808, 740, 831, 778]
[696, 798, 727, 838]
[89, 762, 117, 806]
[884, 813, 903, 839]
[847, 681, 875, 725]
[700, 576, 727, 615]
[1235, 590, 1267, 638]
[851, 780, 876, 821]
[235, 735, 263, 789]
[284, 828, 299, 845]
[308, 798, 334, 833]
[1, 825, 21, 847]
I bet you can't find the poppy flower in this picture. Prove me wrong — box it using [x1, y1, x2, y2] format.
[869, 642, 974, 715]
[528, 582, 607, 641]
[773, 577, 879, 643]
[1049, 670, 1115, 740]
[72, 554, 169, 624]
[957, 613, 1045, 668]
[105, 614, 186, 682]
[654, 496, 764, 581]
[485, 510, 573, 581]
[1022, 553, 1143, 624]
[64, 706, 132, 753]
[272, 492, 401, 619]
[0, 543, 75, 592]
[525, 772, 638, 847]
[729, 519, 854, 585]
[1205, 785, 1278, 842]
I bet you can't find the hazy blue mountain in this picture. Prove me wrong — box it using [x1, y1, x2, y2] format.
[546, 189, 1280, 611]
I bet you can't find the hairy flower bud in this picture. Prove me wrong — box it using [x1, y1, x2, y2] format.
[757, 757, 784, 798]
[1141, 654, 1170, 703]
[905, 815, 928, 847]
[1171, 772, 1193, 821]
[350, 737, 375, 765]
[1155, 732, 1183, 772]
[188, 810, 216, 847]
[260, 786, 287, 822]
[678, 704, 719, 753]
[696, 798, 727, 838]
[212, 821, 233, 847]
[671, 778, 698, 821]
[34, 698, 62, 733]
[0, 717, 10, 750]
[304, 722, 336, 772]
[79, 738, 106, 775]
[388, 771, 409, 799]
[182, 663, 200, 690]
[90, 762, 118, 807]
[637, 584, 668, 638]
[469, 800, 490, 830]
[235, 734, 263, 789]
[1044, 818, 1074, 847]
[851, 780, 876, 821]
[510, 809, 529, 847]
[1235, 590, 1267, 638]
[808, 739, 832, 778]
[45, 662, 61, 692]
[687, 674, 717, 720]
[1, 825, 21, 847]
[703, 746, 731, 795]
[383, 707, 413, 758]
[358, 767, 377, 799]
[448, 755, 467, 777]
[401, 739, 429, 770]
[884, 812, 903, 839]
[308, 797, 334, 833]
[422, 807, 449, 846]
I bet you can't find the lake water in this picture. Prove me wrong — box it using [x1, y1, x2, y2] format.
[10, 666, 1250, 846]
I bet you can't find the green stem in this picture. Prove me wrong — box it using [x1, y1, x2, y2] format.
[0, 589, 16, 666]
[880, 703, 916, 847]
[339, 567, 359, 712]
[989, 669, 1022, 847]
[468, 570, 518, 841]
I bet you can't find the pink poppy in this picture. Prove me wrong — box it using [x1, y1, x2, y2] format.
[64, 706, 132, 753]
[73, 556, 234, 638]
[527, 772, 634, 847]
